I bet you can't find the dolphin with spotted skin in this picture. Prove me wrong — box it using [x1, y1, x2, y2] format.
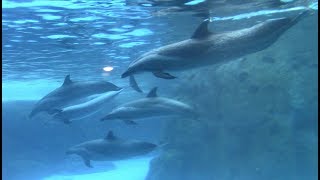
[52, 89, 123, 124]
[29, 75, 122, 118]
[121, 11, 309, 92]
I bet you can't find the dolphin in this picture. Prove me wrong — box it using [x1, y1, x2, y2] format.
[100, 87, 195, 124]
[121, 11, 309, 92]
[29, 75, 122, 118]
[66, 131, 157, 168]
[52, 89, 123, 124]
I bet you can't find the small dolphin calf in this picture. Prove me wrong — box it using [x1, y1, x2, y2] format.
[101, 87, 195, 124]
[66, 131, 157, 168]
[121, 11, 309, 92]
[29, 75, 121, 118]
[53, 89, 123, 124]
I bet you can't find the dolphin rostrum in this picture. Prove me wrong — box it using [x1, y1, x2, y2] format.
[66, 131, 157, 168]
[52, 89, 123, 124]
[121, 11, 309, 92]
[100, 87, 195, 124]
[29, 75, 122, 118]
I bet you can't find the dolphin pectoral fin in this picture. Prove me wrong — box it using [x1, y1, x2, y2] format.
[82, 157, 93, 168]
[152, 71, 176, 79]
[123, 119, 138, 125]
[129, 75, 143, 93]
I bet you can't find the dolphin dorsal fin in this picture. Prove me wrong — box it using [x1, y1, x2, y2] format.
[146, 87, 158, 98]
[62, 75, 73, 86]
[105, 131, 117, 141]
[191, 19, 212, 39]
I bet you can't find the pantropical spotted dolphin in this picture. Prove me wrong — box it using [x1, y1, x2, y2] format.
[121, 11, 309, 92]
[66, 131, 157, 168]
[29, 75, 121, 118]
[52, 89, 123, 124]
[100, 87, 195, 124]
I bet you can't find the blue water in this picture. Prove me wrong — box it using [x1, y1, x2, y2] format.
[2, 0, 318, 180]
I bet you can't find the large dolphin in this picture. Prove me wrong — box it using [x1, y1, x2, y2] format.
[121, 11, 309, 92]
[29, 75, 122, 118]
[52, 89, 123, 124]
[100, 87, 195, 124]
[66, 131, 157, 168]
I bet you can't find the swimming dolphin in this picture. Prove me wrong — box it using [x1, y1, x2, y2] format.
[100, 87, 195, 124]
[52, 89, 123, 124]
[121, 11, 309, 92]
[66, 131, 157, 168]
[29, 75, 122, 118]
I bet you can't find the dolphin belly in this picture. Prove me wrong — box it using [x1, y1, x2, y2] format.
[53, 90, 122, 122]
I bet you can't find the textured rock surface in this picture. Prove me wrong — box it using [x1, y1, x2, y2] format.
[146, 14, 318, 180]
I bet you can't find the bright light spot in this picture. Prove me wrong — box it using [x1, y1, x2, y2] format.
[103, 66, 114, 72]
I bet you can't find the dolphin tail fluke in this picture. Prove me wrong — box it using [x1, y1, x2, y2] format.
[129, 75, 143, 93]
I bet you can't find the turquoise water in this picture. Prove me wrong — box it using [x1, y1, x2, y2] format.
[2, 0, 318, 180]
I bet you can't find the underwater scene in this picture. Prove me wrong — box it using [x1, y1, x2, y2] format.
[2, 0, 318, 180]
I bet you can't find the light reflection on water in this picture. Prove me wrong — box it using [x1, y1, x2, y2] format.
[2, 0, 318, 100]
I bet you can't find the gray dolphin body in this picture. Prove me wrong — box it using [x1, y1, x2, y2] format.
[66, 131, 157, 168]
[121, 11, 308, 92]
[29, 75, 122, 118]
[101, 87, 195, 124]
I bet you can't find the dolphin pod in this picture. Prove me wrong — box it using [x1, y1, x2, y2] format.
[66, 131, 157, 168]
[28, 10, 309, 168]
[121, 10, 309, 92]
[29, 75, 122, 118]
[100, 87, 195, 125]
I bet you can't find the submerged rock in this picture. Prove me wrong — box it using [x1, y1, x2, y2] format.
[146, 14, 318, 180]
